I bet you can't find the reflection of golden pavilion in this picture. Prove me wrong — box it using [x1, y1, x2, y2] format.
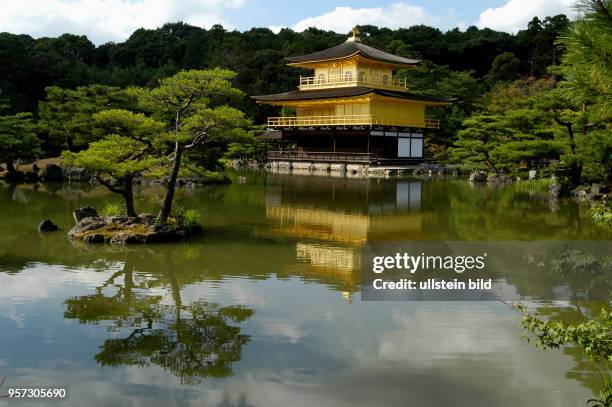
[296, 242, 359, 272]
[266, 205, 369, 244]
[259, 176, 430, 294]
[265, 204, 424, 244]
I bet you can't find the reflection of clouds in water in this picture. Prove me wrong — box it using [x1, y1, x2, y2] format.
[4, 361, 586, 407]
[375, 307, 516, 364]
[0, 302, 590, 407]
[0, 263, 123, 300]
[3, 307, 26, 328]
[0, 272, 48, 299]
[180, 280, 266, 307]
[257, 317, 306, 344]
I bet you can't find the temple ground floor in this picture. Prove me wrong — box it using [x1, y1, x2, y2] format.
[261, 126, 427, 167]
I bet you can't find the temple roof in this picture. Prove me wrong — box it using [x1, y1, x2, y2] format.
[252, 87, 453, 104]
[286, 41, 420, 66]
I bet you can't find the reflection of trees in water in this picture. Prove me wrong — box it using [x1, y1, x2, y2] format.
[96, 301, 253, 384]
[549, 250, 612, 302]
[444, 182, 601, 240]
[536, 250, 612, 401]
[63, 258, 254, 385]
[494, 245, 612, 302]
[526, 302, 611, 401]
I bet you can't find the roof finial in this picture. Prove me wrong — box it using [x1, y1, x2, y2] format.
[347, 26, 361, 42]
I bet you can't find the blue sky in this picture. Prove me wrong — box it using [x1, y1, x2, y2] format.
[0, 0, 576, 45]
[226, 0, 507, 31]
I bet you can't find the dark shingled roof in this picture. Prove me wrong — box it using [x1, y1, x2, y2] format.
[286, 41, 420, 65]
[257, 129, 282, 140]
[252, 87, 453, 104]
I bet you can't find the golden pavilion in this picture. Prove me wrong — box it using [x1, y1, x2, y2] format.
[253, 28, 452, 165]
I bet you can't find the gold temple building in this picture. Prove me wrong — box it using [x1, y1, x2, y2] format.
[253, 28, 453, 165]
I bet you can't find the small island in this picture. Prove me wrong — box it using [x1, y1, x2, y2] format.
[67, 206, 200, 244]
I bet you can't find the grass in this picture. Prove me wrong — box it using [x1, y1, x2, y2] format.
[181, 209, 200, 232]
[101, 201, 123, 217]
[512, 178, 552, 194]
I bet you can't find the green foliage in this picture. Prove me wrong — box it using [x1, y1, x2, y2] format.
[396, 60, 484, 158]
[62, 134, 158, 179]
[451, 79, 584, 172]
[578, 129, 612, 181]
[556, 0, 612, 121]
[518, 302, 612, 406]
[62, 109, 164, 216]
[590, 201, 612, 228]
[514, 15, 570, 76]
[518, 304, 612, 363]
[38, 85, 135, 152]
[101, 201, 123, 217]
[222, 132, 265, 165]
[0, 17, 570, 122]
[486, 52, 521, 84]
[0, 111, 41, 172]
[175, 208, 200, 232]
[0, 90, 9, 114]
[130, 68, 250, 222]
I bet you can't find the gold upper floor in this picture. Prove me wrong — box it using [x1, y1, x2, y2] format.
[288, 29, 416, 92]
[296, 55, 410, 92]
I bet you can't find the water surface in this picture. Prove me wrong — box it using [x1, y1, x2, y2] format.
[0, 173, 609, 406]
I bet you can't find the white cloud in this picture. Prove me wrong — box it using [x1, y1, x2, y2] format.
[268, 25, 285, 34]
[0, 0, 247, 45]
[477, 0, 576, 33]
[291, 3, 440, 34]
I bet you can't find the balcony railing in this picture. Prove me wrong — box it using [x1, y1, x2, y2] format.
[267, 115, 440, 129]
[268, 151, 374, 163]
[299, 74, 407, 91]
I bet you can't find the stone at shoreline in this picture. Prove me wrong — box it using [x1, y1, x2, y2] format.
[528, 170, 537, 180]
[41, 164, 63, 182]
[83, 233, 105, 243]
[38, 219, 59, 232]
[73, 206, 99, 223]
[571, 183, 608, 201]
[63, 167, 91, 182]
[549, 182, 562, 200]
[487, 174, 511, 183]
[572, 186, 589, 199]
[469, 171, 487, 182]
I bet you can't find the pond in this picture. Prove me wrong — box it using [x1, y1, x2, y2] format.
[0, 172, 610, 406]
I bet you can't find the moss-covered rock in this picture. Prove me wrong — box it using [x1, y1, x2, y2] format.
[67, 208, 200, 244]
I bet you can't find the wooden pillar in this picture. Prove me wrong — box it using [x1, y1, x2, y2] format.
[333, 134, 336, 153]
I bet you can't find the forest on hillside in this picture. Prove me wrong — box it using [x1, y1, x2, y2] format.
[0, 16, 569, 117]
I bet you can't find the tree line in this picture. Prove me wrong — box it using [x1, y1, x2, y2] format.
[0, 15, 568, 116]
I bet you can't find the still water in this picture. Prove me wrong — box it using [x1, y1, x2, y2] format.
[0, 172, 610, 406]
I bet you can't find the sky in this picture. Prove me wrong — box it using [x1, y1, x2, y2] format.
[0, 0, 577, 45]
